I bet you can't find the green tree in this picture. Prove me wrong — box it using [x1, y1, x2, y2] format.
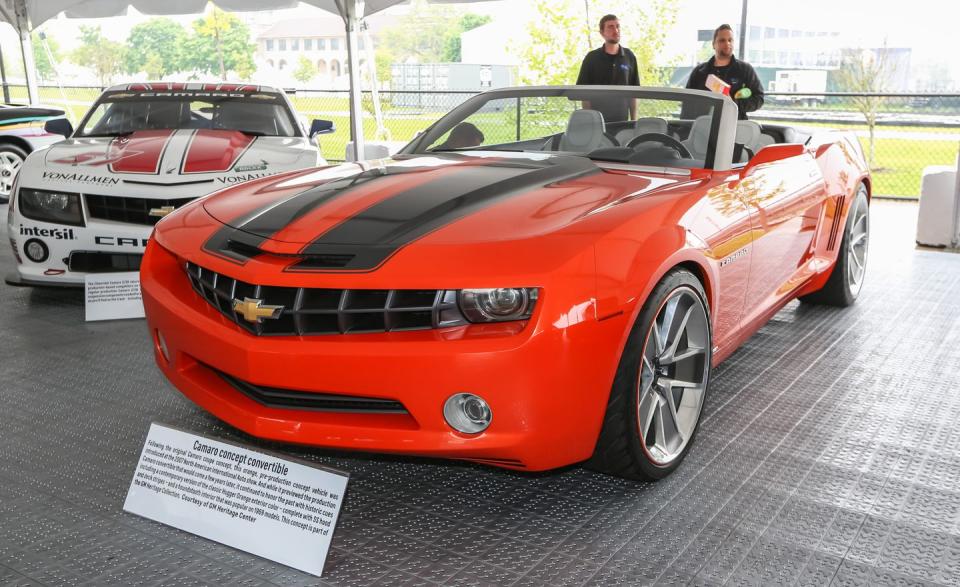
[835, 46, 895, 169]
[183, 8, 255, 80]
[71, 26, 126, 86]
[293, 55, 317, 84]
[32, 31, 62, 81]
[379, 0, 462, 64]
[442, 13, 491, 62]
[124, 18, 187, 78]
[515, 0, 678, 86]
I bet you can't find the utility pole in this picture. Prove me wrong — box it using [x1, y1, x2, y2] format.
[739, 0, 748, 59]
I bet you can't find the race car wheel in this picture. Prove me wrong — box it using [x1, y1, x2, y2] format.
[799, 183, 869, 307]
[588, 268, 712, 481]
[0, 143, 27, 201]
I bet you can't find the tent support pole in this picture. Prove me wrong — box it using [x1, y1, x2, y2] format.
[343, 0, 365, 161]
[15, 0, 38, 104]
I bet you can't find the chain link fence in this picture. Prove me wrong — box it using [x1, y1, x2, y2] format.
[7, 85, 959, 199]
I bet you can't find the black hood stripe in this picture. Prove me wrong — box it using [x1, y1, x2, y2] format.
[291, 156, 599, 271]
[202, 155, 598, 270]
[202, 167, 383, 263]
[203, 158, 481, 263]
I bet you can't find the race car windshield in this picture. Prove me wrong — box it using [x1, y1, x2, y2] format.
[410, 88, 729, 170]
[75, 91, 300, 138]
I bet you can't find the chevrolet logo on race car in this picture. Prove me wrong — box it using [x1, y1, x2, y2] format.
[233, 297, 284, 323]
[148, 206, 176, 218]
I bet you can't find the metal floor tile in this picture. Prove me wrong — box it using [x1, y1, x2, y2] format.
[1, 200, 958, 587]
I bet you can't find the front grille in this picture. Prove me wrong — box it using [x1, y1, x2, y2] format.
[185, 262, 467, 336]
[68, 251, 142, 273]
[86, 195, 195, 226]
[217, 369, 408, 413]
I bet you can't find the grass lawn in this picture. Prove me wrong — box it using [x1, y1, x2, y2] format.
[868, 137, 959, 198]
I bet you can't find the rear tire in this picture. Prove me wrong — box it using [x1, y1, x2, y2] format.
[587, 269, 712, 481]
[799, 184, 869, 307]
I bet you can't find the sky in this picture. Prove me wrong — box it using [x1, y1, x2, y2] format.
[0, 0, 956, 86]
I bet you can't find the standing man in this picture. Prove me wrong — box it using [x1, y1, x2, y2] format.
[576, 14, 640, 123]
[687, 24, 764, 119]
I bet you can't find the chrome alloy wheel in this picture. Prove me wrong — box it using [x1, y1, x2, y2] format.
[637, 286, 710, 466]
[0, 150, 24, 198]
[847, 195, 869, 296]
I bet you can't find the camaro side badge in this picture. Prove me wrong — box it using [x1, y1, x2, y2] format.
[233, 298, 284, 323]
[720, 247, 749, 268]
[148, 206, 176, 218]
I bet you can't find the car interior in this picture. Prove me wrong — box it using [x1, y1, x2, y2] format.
[538, 110, 812, 169]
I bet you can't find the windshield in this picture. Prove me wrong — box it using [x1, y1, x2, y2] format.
[409, 88, 726, 169]
[76, 90, 300, 138]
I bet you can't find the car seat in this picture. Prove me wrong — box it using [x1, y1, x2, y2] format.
[614, 117, 668, 146]
[216, 102, 278, 135]
[552, 109, 617, 152]
[681, 115, 713, 161]
[734, 120, 762, 162]
[144, 102, 184, 130]
[756, 132, 776, 150]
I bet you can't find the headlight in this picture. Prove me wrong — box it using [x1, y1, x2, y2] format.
[458, 288, 538, 323]
[19, 188, 84, 226]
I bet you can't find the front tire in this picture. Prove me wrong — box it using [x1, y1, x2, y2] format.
[799, 184, 869, 307]
[588, 269, 712, 481]
[0, 143, 27, 202]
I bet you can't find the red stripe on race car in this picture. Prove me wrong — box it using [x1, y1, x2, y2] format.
[108, 130, 176, 174]
[181, 130, 257, 174]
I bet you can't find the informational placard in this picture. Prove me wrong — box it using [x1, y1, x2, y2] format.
[123, 423, 349, 577]
[84, 272, 145, 321]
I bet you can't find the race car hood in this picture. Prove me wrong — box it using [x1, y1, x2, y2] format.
[197, 152, 693, 272]
[19, 129, 315, 193]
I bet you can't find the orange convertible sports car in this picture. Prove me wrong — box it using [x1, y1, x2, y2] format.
[141, 86, 870, 480]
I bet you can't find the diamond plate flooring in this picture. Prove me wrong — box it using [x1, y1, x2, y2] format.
[1, 200, 959, 586]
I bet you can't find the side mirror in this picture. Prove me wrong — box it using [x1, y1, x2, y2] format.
[740, 143, 806, 178]
[44, 118, 73, 138]
[309, 119, 335, 137]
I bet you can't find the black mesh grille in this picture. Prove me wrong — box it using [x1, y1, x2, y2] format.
[216, 369, 408, 413]
[68, 251, 142, 273]
[86, 195, 195, 226]
[185, 262, 466, 336]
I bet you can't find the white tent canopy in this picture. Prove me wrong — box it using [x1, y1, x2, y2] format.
[0, 0, 491, 158]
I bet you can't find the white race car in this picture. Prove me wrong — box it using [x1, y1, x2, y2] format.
[5, 82, 333, 287]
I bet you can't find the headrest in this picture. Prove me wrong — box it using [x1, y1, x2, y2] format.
[560, 109, 607, 151]
[635, 117, 668, 135]
[686, 114, 713, 155]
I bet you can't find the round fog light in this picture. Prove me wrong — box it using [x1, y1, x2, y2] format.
[443, 393, 492, 434]
[24, 238, 48, 263]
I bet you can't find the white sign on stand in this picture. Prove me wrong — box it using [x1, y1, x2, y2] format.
[124, 423, 349, 577]
[84, 272, 145, 321]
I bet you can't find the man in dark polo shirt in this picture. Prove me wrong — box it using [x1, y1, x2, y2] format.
[686, 24, 764, 119]
[576, 14, 640, 123]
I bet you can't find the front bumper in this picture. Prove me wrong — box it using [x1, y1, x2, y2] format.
[8, 215, 151, 286]
[140, 241, 629, 472]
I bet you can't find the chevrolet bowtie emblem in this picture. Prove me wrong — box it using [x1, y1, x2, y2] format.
[148, 206, 176, 218]
[233, 297, 284, 323]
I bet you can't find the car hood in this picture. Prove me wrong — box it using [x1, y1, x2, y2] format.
[23, 129, 315, 189]
[198, 152, 693, 272]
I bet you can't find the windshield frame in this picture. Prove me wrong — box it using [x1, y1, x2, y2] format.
[401, 85, 738, 171]
[73, 89, 304, 138]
